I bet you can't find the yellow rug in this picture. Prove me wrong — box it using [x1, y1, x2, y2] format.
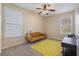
[30, 39, 62, 56]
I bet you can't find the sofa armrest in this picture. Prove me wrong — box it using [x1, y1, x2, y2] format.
[25, 34, 32, 41]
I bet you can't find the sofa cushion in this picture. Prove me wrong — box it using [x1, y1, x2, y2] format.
[30, 32, 41, 37]
[31, 36, 46, 42]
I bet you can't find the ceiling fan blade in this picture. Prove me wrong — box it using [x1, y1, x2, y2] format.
[48, 9, 55, 12]
[36, 8, 42, 10]
[46, 13, 48, 15]
[47, 4, 51, 7]
[43, 5, 47, 9]
[38, 11, 43, 14]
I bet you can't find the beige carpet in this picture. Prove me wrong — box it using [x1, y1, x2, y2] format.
[0, 43, 41, 56]
[0, 39, 61, 56]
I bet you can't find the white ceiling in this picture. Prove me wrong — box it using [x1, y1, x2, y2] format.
[15, 3, 79, 16]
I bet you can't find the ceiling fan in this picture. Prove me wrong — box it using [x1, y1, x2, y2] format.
[36, 4, 55, 15]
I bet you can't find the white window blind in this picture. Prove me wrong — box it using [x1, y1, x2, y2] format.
[4, 7, 22, 38]
[60, 16, 73, 35]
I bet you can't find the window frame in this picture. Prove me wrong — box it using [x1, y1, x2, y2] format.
[3, 6, 22, 38]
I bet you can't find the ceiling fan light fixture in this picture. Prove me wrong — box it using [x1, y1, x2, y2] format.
[42, 11, 48, 14]
[36, 4, 55, 15]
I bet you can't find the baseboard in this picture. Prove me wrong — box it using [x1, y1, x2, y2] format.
[47, 34, 62, 41]
[2, 41, 26, 50]
[47, 38, 62, 41]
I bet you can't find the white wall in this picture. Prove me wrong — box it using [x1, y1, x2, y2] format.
[0, 3, 2, 53]
[75, 8, 79, 36]
[44, 11, 75, 40]
[2, 3, 76, 50]
[75, 8, 79, 56]
[2, 4, 44, 49]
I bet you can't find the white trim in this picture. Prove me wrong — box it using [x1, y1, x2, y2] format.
[0, 3, 2, 54]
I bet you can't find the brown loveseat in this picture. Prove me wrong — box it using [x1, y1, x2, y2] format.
[25, 32, 47, 42]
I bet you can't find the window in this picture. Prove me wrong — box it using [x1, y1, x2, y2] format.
[4, 7, 22, 38]
[60, 16, 73, 35]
